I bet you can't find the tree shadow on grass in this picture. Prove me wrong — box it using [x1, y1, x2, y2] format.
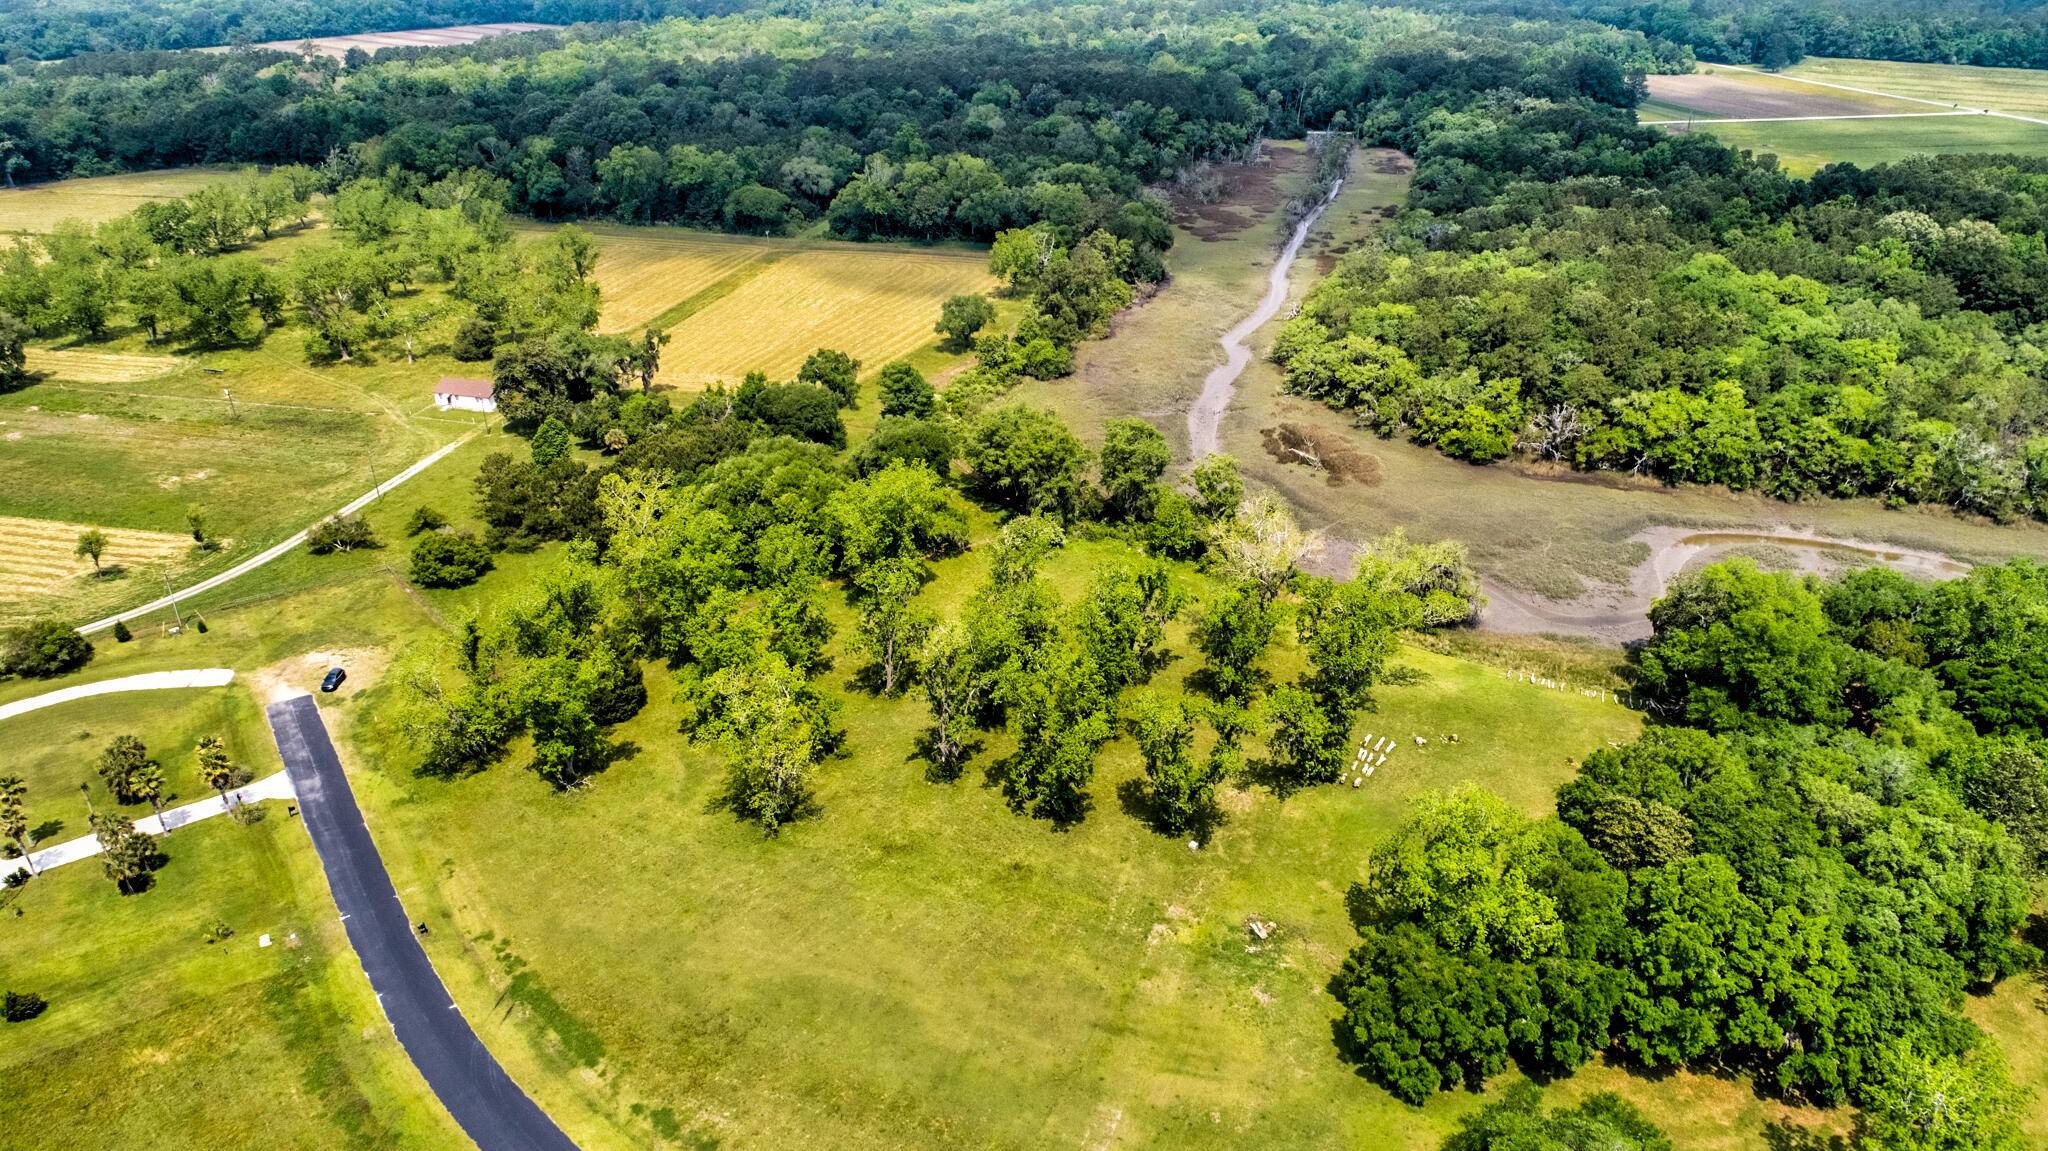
[911, 728, 982, 784]
[28, 818, 63, 844]
[1760, 1121, 1849, 1151]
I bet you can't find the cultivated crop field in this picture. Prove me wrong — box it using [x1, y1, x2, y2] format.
[0, 515, 189, 608]
[1641, 60, 2048, 174]
[1641, 65, 1926, 119]
[1682, 113, 2048, 174]
[631, 244, 995, 388]
[0, 169, 239, 237]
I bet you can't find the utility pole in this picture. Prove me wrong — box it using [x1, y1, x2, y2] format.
[161, 570, 183, 632]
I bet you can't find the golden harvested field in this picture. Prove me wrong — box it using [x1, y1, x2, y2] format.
[592, 233, 773, 333]
[0, 169, 240, 236]
[0, 515, 188, 605]
[654, 247, 995, 388]
[27, 347, 184, 384]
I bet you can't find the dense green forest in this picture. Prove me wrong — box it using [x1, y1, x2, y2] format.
[1448, 0, 2048, 69]
[0, 2, 1675, 241]
[1334, 558, 2043, 1146]
[1278, 118, 2048, 519]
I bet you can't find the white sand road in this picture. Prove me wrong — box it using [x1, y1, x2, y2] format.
[0, 667, 235, 721]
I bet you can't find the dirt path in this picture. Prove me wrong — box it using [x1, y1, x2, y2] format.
[1187, 179, 1341, 458]
[1475, 525, 1971, 642]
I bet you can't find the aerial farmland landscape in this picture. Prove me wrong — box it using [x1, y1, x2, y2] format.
[5, 3, 2048, 1151]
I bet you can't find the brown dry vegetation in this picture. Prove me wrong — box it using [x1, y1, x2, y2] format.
[1641, 65, 1930, 119]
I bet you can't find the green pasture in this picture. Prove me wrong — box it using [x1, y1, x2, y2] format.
[0, 807, 458, 1150]
[1686, 112, 2048, 175]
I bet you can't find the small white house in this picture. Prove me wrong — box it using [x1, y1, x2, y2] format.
[434, 376, 497, 413]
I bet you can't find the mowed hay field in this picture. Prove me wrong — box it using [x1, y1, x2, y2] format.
[657, 247, 994, 387]
[0, 515, 188, 608]
[1682, 113, 2048, 174]
[1786, 55, 2048, 119]
[0, 168, 240, 237]
[570, 223, 997, 389]
[25, 347, 183, 383]
[1641, 64, 1927, 119]
[589, 230, 772, 332]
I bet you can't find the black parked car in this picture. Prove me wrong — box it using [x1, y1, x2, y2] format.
[320, 667, 346, 693]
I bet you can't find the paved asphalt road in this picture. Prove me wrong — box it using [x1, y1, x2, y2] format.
[266, 694, 580, 1151]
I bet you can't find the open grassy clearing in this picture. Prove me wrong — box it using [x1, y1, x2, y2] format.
[0, 515, 189, 607]
[1786, 55, 2048, 119]
[1642, 64, 1930, 120]
[1673, 112, 2048, 174]
[0, 808, 461, 1150]
[0, 168, 241, 237]
[0, 193, 484, 622]
[652, 245, 995, 388]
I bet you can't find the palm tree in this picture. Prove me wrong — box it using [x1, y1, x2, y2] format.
[130, 761, 169, 835]
[196, 736, 240, 810]
[0, 775, 36, 875]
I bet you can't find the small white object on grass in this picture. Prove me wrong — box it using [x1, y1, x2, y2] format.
[258, 933, 273, 948]
[1188, 840, 1200, 851]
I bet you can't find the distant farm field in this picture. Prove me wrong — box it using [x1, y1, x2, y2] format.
[213, 21, 557, 60]
[0, 169, 240, 236]
[1642, 65, 1926, 120]
[1786, 55, 2048, 119]
[1675, 113, 2048, 174]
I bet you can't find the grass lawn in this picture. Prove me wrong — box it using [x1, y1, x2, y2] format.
[5, 681, 281, 836]
[0, 812, 460, 1150]
[311, 527, 1670, 1151]
[1675, 113, 2048, 175]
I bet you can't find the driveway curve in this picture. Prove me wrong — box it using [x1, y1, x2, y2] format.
[266, 693, 581, 1151]
[0, 668, 235, 722]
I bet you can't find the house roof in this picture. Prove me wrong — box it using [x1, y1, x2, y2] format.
[435, 376, 495, 399]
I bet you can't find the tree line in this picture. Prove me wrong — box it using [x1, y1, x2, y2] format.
[1441, 0, 2048, 70]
